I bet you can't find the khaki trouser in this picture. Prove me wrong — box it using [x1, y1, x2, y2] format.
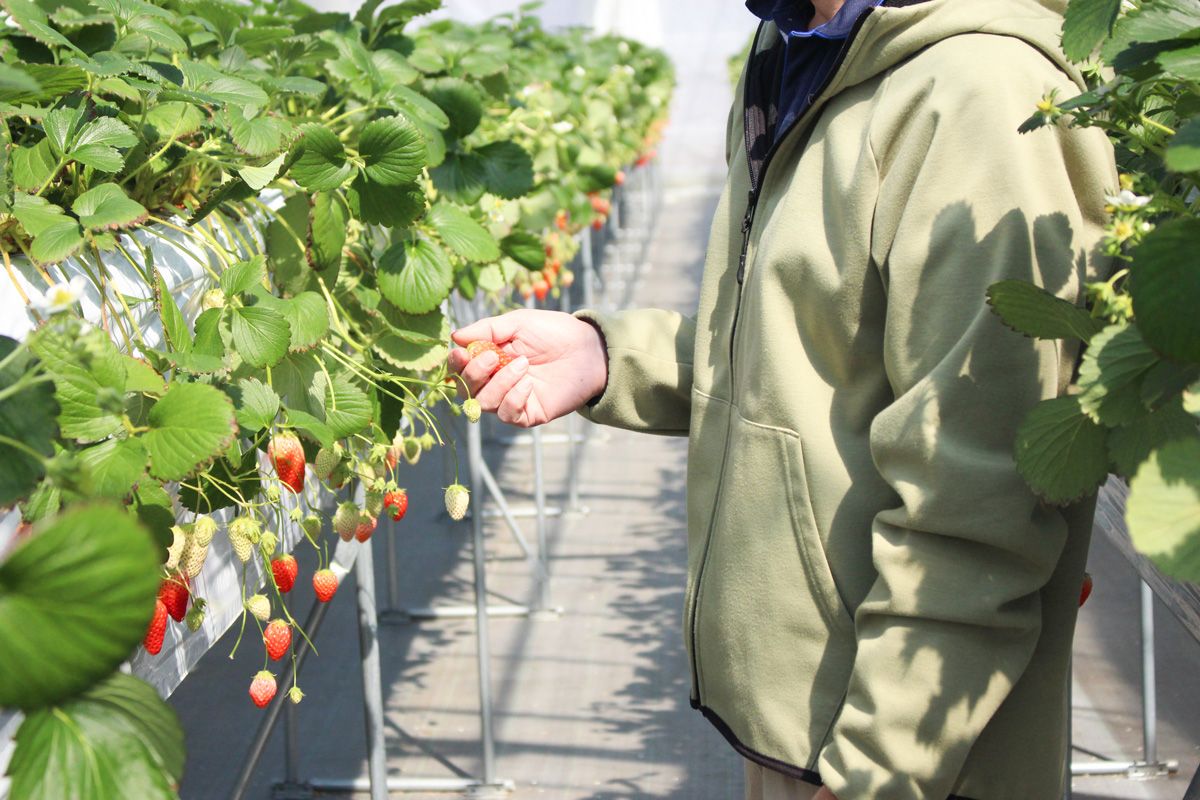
[744, 760, 821, 800]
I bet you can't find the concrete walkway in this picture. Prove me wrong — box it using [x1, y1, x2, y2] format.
[168, 5, 1199, 799]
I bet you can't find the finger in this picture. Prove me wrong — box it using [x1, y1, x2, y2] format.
[497, 374, 536, 427]
[447, 347, 471, 374]
[452, 312, 522, 347]
[475, 356, 529, 411]
[458, 350, 499, 396]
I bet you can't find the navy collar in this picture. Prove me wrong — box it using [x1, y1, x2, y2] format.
[745, 0, 883, 40]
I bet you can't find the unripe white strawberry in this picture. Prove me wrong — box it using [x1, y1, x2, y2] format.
[246, 594, 271, 622]
[444, 483, 470, 521]
[419, 432, 435, 451]
[228, 517, 260, 563]
[192, 515, 217, 547]
[314, 446, 340, 481]
[165, 525, 187, 570]
[365, 491, 384, 518]
[259, 529, 278, 558]
[463, 399, 481, 423]
[301, 514, 322, 542]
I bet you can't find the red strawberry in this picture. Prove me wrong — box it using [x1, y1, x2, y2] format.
[384, 489, 408, 521]
[615, 169, 626, 186]
[554, 209, 568, 231]
[143, 599, 169, 655]
[158, 572, 190, 622]
[533, 279, 550, 301]
[268, 432, 306, 494]
[592, 217, 604, 230]
[249, 670, 277, 708]
[313, 568, 338, 602]
[355, 513, 377, 543]
[271, 554, 298, 593]
[466, 340, 513, 370]
[518, 283, 533, 300]
[1079, 572, 1093, 607]
[263, 619, 291, 661]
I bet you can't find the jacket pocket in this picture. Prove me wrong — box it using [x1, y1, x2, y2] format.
[692, 409, 856, 767]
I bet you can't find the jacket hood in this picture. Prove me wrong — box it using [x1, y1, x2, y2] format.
[757, 0, 1083, 94]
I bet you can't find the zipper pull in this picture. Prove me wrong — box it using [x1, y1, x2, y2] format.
[737, 192, 755, 285]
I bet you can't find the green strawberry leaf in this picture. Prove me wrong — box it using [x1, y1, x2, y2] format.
[1108, 398, 1200, 478]
[70, 183, 148, 231]
[0, 336, 57, 506]
[1, 0, 81, 53]
[429, 201, 500, 262]
[7, 672, 184, 800]
[377, 235, 453, 314]
[1078, 324, 1159, 427]
[476, 140, 534, 199]
[237, 153, 287, 191]
[1015, 394, 1109, 504]
[264, 193, 311, 296]
[1061, 0, 1121, 61]
[1165, 116, 1200, 173]
[321, 372, 373, 438]
[289, 124, 353, 192]
[347, 173, 425, 228]
[1127, 438, 1200, 584]
[142, 382, 237, 481]
[204, 75, 269, 109]
[1131, 218, 1200, 363]
[501, 229, 547, 270]
[11, 194, 84, 265]
[143, 101, 205, 141]
[11, 140, 58, 192]
[0, 504, 160, 710]
[78, 436, 149, 498]
[120, 355, 167, 395]
[986, 280, 1105, 342]
[69, 116, 138, 172]
[154, 269, 192, 353]
[284, 407, 336, 449]
[178, 441, 261, 514]
[309, 191, 347, 271]
[359, 115, 425, 186]
[30, 324, 127, 443]
[229, 112, 292, 157]
[425, 77, 482, 140]
[220, 254, 267, 297]
[226, 376, 280, 432]
[229, 305, 291, 368]
[430, 150, 486, 205]
[248, 289, 329, 352]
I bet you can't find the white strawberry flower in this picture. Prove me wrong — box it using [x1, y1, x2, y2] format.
[1105, 189, 1151, 212]
[571, 65, 585, 77]
[551, 121, 574, 134]
[29, 275, 87, 315]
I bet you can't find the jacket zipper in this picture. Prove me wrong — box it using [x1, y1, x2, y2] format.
[687, 8, 878, 706]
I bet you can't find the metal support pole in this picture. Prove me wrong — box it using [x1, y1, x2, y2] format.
[531, 424, 551, 612]
[231, 599, 331, 800]
[1185, 765, 1200, 800]
[467, 421, 497, 784]
[355, 540, 389, 800]
[284, 593, 300, 788]
[1141, 580, 1157, 764]
[1064, 658, 1072, 800]
[386, 516, 400, 612]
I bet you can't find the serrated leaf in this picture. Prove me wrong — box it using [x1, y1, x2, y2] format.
[2, 0, 81, 52]
[431, 150, 486, 204]
[0, 336, 57, 505]
[142, 382, 237, 481]
[372, 48, 418, 86]
[1127, 438, 1200, 583]
[0, 505, 160, 710]
[359, 115, 425, 186]
[264, 193, 310, 296]
[11, 194, 85, 265]
[227, 376, 280, 431]
[1158, 42, 1200, 81]
[0, 63, 87, 104]
[71, 183, 147, 230]
[290, 123, 352, 192]
[204, 74, 269, 108]
[128, 482, 173, 557]
[78, 436, 149, 498]
[230, 305, 290, 367]
[120, 355, 166, 395]
[425, 77, 482, 140]
[8, 672, 184, 800]
[374, 333, 448, 372]
[285, 407, 335, 449]
[11, 140, 58, 192]
[154, 269, 192, 353]
[1061, 0, 1121, 61]
[477, 140, 534, 199]
[1108, 399, 1200, 477]
[377, 236, 453, 314]
[237, 152, 286, 191]
[986, 280, 1104, 341]
[387, 83, 449, 129]
[220, 254, 266, 296]
[129, 13, 187, 51]
[0, 62, 41, 98]
[429, 202, 500, 262]
[229, 113, 291, 157]
[1102, 0, 1200, 62]
[1078, 324, 1159, 426]
[1015, 394, 1109, 504]
[348, 173, 426, 228]
[249, 289, 329, 352]
[1165, 116, 1200, 175]
[143, 101, 204, 141]
[309, 191, 346, 271]
[501, 229, 546, 270]
[1130, 219, 1200, 363]
[30, 324, 126, 442]
[322, 372, 372, 438]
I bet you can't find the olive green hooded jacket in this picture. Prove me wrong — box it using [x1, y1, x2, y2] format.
[576, 1, 1116, 798]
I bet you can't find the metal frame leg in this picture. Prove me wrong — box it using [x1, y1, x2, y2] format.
[468, 421, 497, 784]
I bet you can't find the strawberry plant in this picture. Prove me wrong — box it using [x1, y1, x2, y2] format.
[0, 0, 673, 795]
[992, 0, 1199, 583]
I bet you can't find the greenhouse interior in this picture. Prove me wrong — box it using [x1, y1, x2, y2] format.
[1, 0, 1198, 798]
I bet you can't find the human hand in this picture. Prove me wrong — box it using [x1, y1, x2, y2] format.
[813, 787, 839, 800]
[448, 309, 608, 428]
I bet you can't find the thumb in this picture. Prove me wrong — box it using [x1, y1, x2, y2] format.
[451, 312, 522, 346]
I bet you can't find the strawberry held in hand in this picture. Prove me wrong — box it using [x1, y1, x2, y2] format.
[268, 431, 306, 494]
[263, 619, 291, 661]
[466, 340, 512, 371]
[271, 554, 298, 593]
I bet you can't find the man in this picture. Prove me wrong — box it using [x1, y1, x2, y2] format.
[449, 0, 1116, 797]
